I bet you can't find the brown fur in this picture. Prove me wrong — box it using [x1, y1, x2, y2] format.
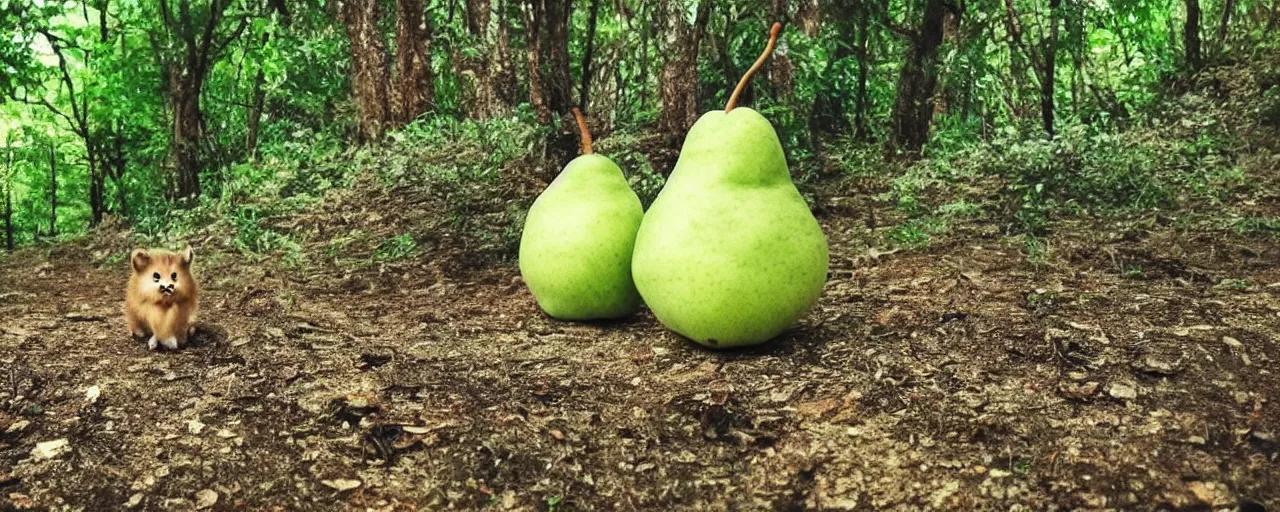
[124, 247, 199, 350]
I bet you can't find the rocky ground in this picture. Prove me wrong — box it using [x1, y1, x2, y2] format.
[1, 175, 1278, 512]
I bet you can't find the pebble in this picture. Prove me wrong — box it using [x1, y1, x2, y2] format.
[1109, 383, 1138, 400]
[321, 479, 361, 492]
[31, 439, 70, 460]
[195, 489, 218, 509]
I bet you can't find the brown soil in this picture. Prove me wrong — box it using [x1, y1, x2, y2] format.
[1, 181, 1278, 511]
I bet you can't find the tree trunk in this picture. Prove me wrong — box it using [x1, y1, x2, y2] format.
[340, 0, 392, 141]
[1216, 0, 1236, 54]
[465, 0, 497, 119]
[1186, 0, 1202, 70]
[543, 0, 573, 116]
[889, 0, 951, 155]
[657, 0, 712, 134]
[1003, 0, 1032, 118]
[1069, 4, 1085, 114]
[1268, 0, 1278, 34]
[246, 66, 266, 159]
[493, 0, 518, 108]
[48, 144, 57, 236]
[170, 68, 204, 199]
[394, 0, 435, 124]
[3, 147, 11, 251]
[523, 0, 551, 123]
[810, 0, 855, 136]
[88, 147, 104, 225]
[770, 0, 796, 100]
[854, 5, 871, 139]
[246, 34, 269, 160]
[580, 0, 602, 110]
[112, 135, 128, 217]
[1042, 0, 1059, 137]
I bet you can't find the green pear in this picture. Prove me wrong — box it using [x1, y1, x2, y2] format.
[631, 24, 828, 348]
[519, 109, 643, 320]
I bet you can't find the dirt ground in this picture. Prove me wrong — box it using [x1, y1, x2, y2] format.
[2, 178, 1279, 511]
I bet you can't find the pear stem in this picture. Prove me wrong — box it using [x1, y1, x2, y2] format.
[572, 107, 593, 155]
[725, 22, 782, 113]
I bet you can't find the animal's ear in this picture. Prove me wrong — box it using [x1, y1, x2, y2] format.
[182, 246, 195, 266]
[130, 249, 150, 273]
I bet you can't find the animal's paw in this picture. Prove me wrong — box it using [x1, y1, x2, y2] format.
[147, 336, 159, 351]
[161, 336, 180, 350]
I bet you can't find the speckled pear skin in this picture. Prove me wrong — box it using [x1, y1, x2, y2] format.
[631, 108, 829, 348]
[519, 154, 644, 320]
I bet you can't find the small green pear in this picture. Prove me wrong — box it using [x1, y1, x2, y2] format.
[632, 24, 828, 348]
[519, 108, 644, 320]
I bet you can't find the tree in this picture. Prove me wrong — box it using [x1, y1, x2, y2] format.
[393, 0, 434, 123]
[579, 0, 602, 110]
[339, 0, 392, 140]
[1186, 0, 1202, 70]
[1003, 0, 1060, 136]
[47, 143, 57, 237]
[888, 0, 960, 155]
[1216, 0, 1235, 55]
[1043, 0, 1060, 136]
[2, 142, 12, 251]
[151, 0, 254, 199]
[657, 0, 713, 135]
[523, 0, 573, 121]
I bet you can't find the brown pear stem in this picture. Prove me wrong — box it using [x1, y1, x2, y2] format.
[725, 22, 782, 113]
[572, 107, 593, 155]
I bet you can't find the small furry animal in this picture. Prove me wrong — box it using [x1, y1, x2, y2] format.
[125, 247, 199, 350]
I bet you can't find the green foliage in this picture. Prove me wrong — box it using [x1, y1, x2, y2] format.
[374, 233, 418, 262]
[0, 0, 1274, 261]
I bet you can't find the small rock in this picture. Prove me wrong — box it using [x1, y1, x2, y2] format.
[988, 468, 1011, 478]
[1109, 383, 1138, 400]
[6, 420, 30, 434]
[1223, 336, 1243, 349]
[1059, 381, 1100, 399]
[124, 493, 144, 509]
[85, 385, 101, 403]
[216, 429, 237, 439]
[321, 479, 361, 492]
[64, 312, 105, 322]
[230, 337, 251, 348]
[194, 489, 218, 509]
[187, 419, 206, 435]
[1186, 481, 1216, 505]
[31, 439, 70, 460]
[1134, 355, 1180, 376]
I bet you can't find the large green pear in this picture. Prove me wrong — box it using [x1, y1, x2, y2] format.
[519, 150, 644, 320]
[631, 107, 829, 348]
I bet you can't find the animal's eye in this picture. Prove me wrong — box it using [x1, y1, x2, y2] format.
[171, 273, 178, 281]
[152, 272, 160, 281]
